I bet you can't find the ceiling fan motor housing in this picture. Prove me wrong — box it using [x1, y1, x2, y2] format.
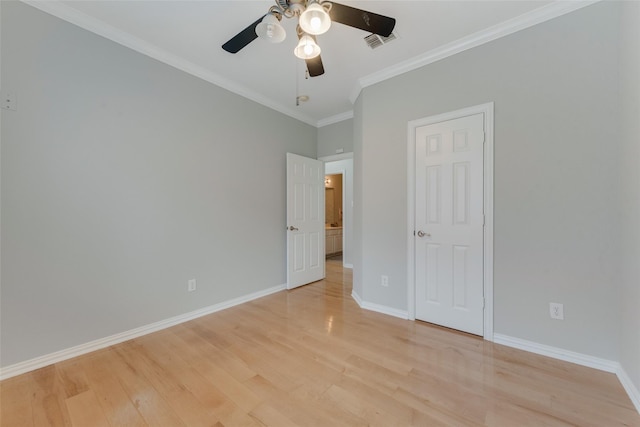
[283, 0, 306, 16]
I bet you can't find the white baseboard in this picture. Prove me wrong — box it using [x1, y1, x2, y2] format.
[351, 289, 364, 307]
[493, 333, 619, 372]
[494, 333, 640, 414]
[0, 283, 286, 380]
[351, 291, 409, 320]
[343, 263, 354, 269]
[616, 365, 640, 414]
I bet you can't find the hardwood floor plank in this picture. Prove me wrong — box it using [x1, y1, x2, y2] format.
[244, 374, 368, 427]
[29, 366, 72, 427]
[248, 402, 299, 427]
[150, 336, 257, 426]
[112, 339, 223, 427]
[65, 390, 110, 427]
[171, 324, 257, 382]
[106, 345, 188, 426]
[149, 327, 264, 421]
[55, 360, 90, 399]
[391, 386, 487, 426]
[79, 350, 149, 427]
[0, 375, 35, 427]
[321, 381, 419, 427]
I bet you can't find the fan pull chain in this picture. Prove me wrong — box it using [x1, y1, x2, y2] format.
[296, 60, 300, 106]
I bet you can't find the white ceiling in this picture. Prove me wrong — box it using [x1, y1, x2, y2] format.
[27, 1, 592, 126]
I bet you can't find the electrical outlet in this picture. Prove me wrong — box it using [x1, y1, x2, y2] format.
[187, 279, 197, 292]
[549, 302, 564, 320]
[381, 275, 389, 287]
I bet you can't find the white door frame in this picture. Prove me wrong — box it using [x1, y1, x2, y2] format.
[407, 102, 494, 341]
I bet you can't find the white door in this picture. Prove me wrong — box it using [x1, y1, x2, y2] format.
[287, 153, 325, 289]
[415, 113, 485, 335]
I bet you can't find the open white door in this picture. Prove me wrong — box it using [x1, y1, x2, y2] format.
[287, 153, 325, 289]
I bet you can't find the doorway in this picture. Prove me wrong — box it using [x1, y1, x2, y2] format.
[325, 173, 344, 261]
[323, 155, 353, 269]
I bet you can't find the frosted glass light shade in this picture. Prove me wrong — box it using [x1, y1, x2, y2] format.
[255, 14, 286, 43]
[299, 2, 331, 35]
[294, 35, 321, 59]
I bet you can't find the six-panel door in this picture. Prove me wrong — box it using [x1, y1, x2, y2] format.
[414, 113, 485, 335]
[287, 153, 325, 289]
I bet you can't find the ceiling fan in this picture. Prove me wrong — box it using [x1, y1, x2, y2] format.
[222, 0, 396, 77]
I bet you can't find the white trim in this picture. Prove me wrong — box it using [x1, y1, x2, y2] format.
[324, 166, 348, 268]
[483, 104, 495, 341]
[343, 263, 353, 269]
[318, 152, 353, 162]
[617, 365, 640, 414]
[351, 291, 409, 320]
[407, 102, 494, 341]
[493, 333, 619, 372]
[360, 302, 408, 320]
[20, 0, 317, 127]
[351, 290, 364, 307]
[349, 1, 599, 104]
[348, 83, 364, 107]
[0, 283, 286, 380]
[407, 123, 416, 320]
[317, 111, 354, 128]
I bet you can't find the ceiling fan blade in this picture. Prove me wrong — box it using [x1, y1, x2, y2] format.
[222, 15, 265, 53]
[306, 55, 325, 77]
[328, 2, 396, 37]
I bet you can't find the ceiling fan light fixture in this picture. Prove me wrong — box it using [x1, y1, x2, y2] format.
[294, 34, 321, 59]
[255, 14, 286, 43]
[299, 2, 331, 35]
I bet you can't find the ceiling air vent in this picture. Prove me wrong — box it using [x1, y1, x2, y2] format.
[364, 32, 397, 49]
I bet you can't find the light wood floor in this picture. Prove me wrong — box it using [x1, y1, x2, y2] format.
[2, 259, 639, 426]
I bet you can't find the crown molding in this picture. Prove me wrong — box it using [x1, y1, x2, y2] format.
[316, 110, 354, 127]
[349, 0, 600, 104]
[21, 0, 318, 127]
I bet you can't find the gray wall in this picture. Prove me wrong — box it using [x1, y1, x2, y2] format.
[317, 119, 353, 158]
[354, 1, 623, 361]
[618, 1, 640, 394]
[0, 2, 316, 366]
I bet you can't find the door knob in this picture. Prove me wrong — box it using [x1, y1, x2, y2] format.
[417, 230, 430, 237]
[288, 226, 299, 231]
